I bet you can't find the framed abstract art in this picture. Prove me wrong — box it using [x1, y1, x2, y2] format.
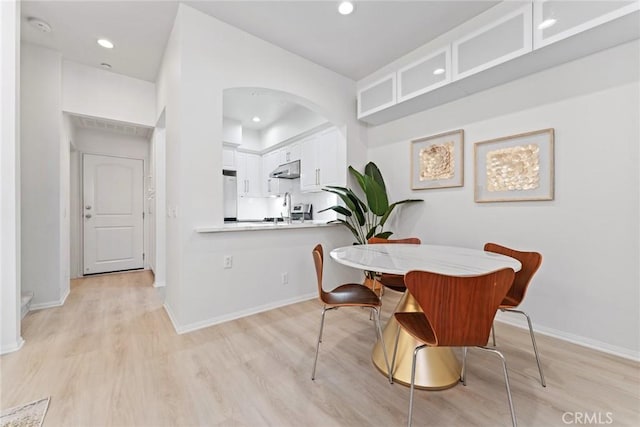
[410, 129, 464, 190]
[474, 128, 554, 202]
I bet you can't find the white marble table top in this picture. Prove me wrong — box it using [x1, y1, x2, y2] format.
[330, 244, 521, 276]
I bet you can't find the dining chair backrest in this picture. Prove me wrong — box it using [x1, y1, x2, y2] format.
[404, 268, 515, 347]
[312, 244, 328, 303]
[484, 243, 542, 307]
[368, 237, 421, 245]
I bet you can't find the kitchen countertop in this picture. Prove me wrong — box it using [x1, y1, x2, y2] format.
[194, 220, 336, 233]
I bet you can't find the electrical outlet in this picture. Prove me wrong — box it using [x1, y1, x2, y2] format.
[223, 255, 233, 269]
[281, 272, 288, 285]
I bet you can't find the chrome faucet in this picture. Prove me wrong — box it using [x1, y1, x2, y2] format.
[283, 192, 292, 224]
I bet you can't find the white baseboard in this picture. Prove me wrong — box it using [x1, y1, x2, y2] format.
[164, 292, 317, 335]
[495, 313, 640, 362]
[163, 301, 180, 334]
[29, 287, 70, 311]
[0, 336, 24, 355]
[153, 281, 166, 288]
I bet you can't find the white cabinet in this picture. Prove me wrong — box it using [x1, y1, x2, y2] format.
[357, 73, 397, 119]
[453, 4, 533, 80]
[222, 147, 236, 170]
[301, 127, 341, 192]
[398, 46, 451, 103]
[262, 149, 292, 196]
[533, 0, 639, 49]
[236, 152, 261, 197]
[281, 142, 301, 163]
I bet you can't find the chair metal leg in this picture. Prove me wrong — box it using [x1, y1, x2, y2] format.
[372, 307, 393, 384]
[478, 346, 517, 427]
[491, 323, 497, 346]
[311, 306, 336, 380]
[461, 346, 468, 385]
[391, 324, 401, 378]
[505, 308, 546, 387]
[408, 344, 427, 427]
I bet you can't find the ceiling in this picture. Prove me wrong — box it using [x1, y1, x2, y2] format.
[21, 1, 499, 83]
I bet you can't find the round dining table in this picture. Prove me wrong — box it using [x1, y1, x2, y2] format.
[329, 243, 521, 390]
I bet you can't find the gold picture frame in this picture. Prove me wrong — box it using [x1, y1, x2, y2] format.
[474, 128, 555, 203]
[410, 129, 464, 190]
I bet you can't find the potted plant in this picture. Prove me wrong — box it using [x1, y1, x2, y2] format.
[319, 162, 423, 294]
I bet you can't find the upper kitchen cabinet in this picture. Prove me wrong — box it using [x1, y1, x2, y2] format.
[222, 146, 236, 170]
[262, 149, 292, 196]
[452, 4, 532, 80]
[300, 127, 342, 192]
[281, 142, 301, 163]
[357, 73, 396, 119]
[398, 46, 451, 103]
[236, 152, 261, 198]
[533, 0, 640, 49]
[357, 1, 640, 125]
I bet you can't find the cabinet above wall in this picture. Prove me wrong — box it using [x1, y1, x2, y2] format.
[357, 1, 640, 126]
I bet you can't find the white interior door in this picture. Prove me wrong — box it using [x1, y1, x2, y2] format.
[83, 154, 144, 275]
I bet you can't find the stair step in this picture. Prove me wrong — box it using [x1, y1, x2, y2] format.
[21, 291, 34, 319]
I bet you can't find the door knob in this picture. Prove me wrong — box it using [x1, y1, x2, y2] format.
[85, 214, 92, 219]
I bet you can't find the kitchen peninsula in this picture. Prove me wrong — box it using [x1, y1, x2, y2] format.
[195, 220, 336, 233]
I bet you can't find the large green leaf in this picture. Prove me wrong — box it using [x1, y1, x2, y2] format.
[364, 162, 386, 193]
[348, 166, 367, 193]
[379, 199, 423, 227]
[323, 186, 366, 226]
[362, 175, 389, 216]
[374, 231, 394, 239]
[317, 205, 352, 217]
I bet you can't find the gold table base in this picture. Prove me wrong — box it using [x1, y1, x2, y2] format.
[372, 291, 462, 390]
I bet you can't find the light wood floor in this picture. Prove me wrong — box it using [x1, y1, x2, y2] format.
[1, 271, 639, 426]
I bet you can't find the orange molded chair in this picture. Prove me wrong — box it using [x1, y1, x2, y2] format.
[392, 268, 517, 427]
[367, 237, 421, 293]
[311, 244, 392, 383]
[484, 242, 546, 387]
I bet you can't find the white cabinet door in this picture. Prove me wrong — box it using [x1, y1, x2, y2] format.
[282, 142, 301, 163]
[453, 4, 532, 80]
[300, 135, 319, 191]
[316, 127, 341, 188]
[398, 46, 451, 103]
[262, 150, 281, 196]
[357, 73, 397, 119]
[236, 152, 261, 197]
[222, 147, 236, 170]
[533, 0, 639, 49]
[300, 127, 343, 192]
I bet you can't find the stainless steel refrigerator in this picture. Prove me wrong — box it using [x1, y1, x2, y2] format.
[223, 170, 237, 221]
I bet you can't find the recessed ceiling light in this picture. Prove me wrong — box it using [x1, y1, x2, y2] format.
[538, 18, 557, 30]
[252, 116, 261, 123]
[433, 68, 445, 75]
[27, 17, 52, 33]
[97, 39, 114, 49]
[338, 1, 354, 15]
[100, 63, 112, 69]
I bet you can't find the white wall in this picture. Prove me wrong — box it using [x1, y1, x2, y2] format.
[261, 106, 328, 150]
[62, 61, 156, 127]
[156, 4, 366, 331]
[20, 43, 64, 309]
[367, 41, 640, 359]
[150, 125, 166, 287]
[59, 113, 72, 297]
[70, 127, 151, 277]
[0, 0, 23, 354]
